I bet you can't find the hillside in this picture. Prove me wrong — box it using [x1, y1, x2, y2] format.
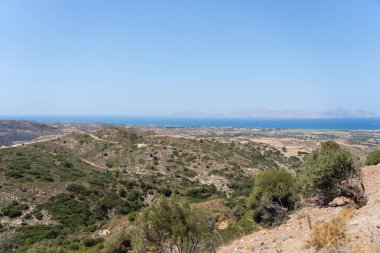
[1, 124, 378, 252]
[0, 120, 104, 145]
[218, 164, 380, 253]
[0, 126, 300, 252]
[0, 120, 59, 144]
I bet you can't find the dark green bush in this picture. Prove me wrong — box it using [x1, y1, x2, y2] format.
[119, 188, 127, 198]
[126, 190, 140, 201]
[132, 195, 215, 252]
[34, 211, 43, 220]
[95, 193, 123, 219]
[105, 160, 115, 168]
[37, 194, 94, 229]
[158, 188, 172, 197]
[365, 150, 380, 166]
[247, 170, 296, 209]
[247, 170, 297, 226]
[66, 184, 90, 196]
[1, 201, 29, 218]
[297, 141, 365, 206]
[84, 237, 103, 247]
[186, 185, 217, 199]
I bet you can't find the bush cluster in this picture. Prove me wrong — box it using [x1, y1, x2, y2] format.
[365, 150, 380, 166]
[246, 141, 366, 226]
[132, 195, 215, 253]
[186, 185, 217, 199]
[1, 201, 29, 218]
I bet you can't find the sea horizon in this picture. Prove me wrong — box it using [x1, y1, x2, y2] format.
[1, 116, 380, 131]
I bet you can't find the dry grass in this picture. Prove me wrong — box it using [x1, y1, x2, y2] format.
[306, 206, 355, 249]
[307, 216, 347, 249]
[306, 206, 379, 253]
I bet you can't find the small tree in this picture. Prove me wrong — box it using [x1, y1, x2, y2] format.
[365, 150, 380, 166]
[247, 170, 297, 226]
[132, 195, 215, 253]
[297, 141, 366, 206]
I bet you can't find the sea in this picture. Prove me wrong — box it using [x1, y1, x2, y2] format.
[2, 116, 380, 131]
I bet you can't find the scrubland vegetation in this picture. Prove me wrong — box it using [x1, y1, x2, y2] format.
[365, 149, 380, 166]
[0, 127, 372, 252]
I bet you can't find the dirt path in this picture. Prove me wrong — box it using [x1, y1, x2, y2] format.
[0, 137, 61, 150]
[217, 164, 380, 253]
[88, 134, 119, 144]
[82, 159, 107, 170]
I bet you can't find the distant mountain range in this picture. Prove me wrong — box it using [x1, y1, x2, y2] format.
[173, 107, 378, 119]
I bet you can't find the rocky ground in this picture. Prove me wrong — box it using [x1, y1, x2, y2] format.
[217, 164, 380, 253]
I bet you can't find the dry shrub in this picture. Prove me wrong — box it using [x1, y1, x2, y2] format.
[307, 206, 355, 249]
[339, 205, 355, 219]
[307, 216, 346, 249]
[306, 206, 379, 252]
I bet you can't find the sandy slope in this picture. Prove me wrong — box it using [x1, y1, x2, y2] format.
[217, 164, 380, 253]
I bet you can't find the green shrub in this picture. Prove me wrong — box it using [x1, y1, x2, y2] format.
[23, 239, 67, 253]
[1, 201, 29, 218]
[34, 211, 43, 220]
[158, 188, 172, 197]
[95, 193, 123, 219]
[247, 170, 297, 226]
[1, 148, 88, 182]
[37, 194, 94, 229]
[0, 225, 64, 252]
[126, 190, 140, 201]
[66, 184, 90, 196]
[83, 237, 103, 247]
[297, 141, 365, 206]
[247, 170, 296, 209]
[69, 242, 80, 250]
[132, 195, 215, 252]
[186, 185, 217, 199]
[365, 150, 380, 166]
[228, 176, 254, 197]
[105, 160, 115, 168]
[119, 188, 127, 198]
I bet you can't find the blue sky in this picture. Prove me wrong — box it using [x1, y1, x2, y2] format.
[0, 0, 379, 116]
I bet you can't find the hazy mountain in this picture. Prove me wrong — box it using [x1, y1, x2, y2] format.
[174, 107, 378, 118]
[172, 110, 223, 118]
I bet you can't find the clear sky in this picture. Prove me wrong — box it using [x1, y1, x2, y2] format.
[0, 0, 379, 116]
